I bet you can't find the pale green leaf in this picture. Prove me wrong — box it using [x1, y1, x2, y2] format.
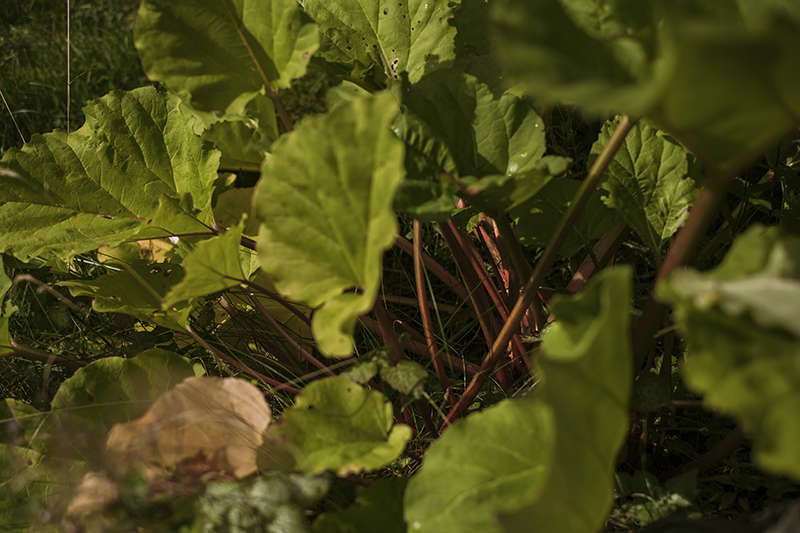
[511, 176, 616, 257]
[314, 477, 408, 533]
[590, 118, 701, 254]
[404, 400, 556, 533]
[303, 0, 458, 83]
[60, 260, 192, 331]
[254, 92, 404, 356]
[162, 224, 248, 308]
[260, 377, 412, 477]
[405, 268, 633, 533]
[0, 88, 218, 262]
[500, 267, 633, 533]
[657, 226, 800, 480]
[136, 0, 319, 115]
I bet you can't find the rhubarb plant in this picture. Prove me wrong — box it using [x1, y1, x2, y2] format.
[1, 0, 800, 531]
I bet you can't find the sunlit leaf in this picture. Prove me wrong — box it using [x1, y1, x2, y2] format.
[303, 0, 458, 83]
[107, 376, 271, 479]
[404, 400, 556, 533]
[260, 377, 411, 476]
[136, 0, 319, 115]
[0, 88, 218, 262]
[500, 267, 633, 532]
[254, 92, 404, 356]
[590, 118, 701, 254]
[405, 268, 633, 533]
[657, 226, 800, 480]
[162, 224, 248, 308]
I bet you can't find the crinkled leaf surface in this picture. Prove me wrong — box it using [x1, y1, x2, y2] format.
[60, 260, 192, 330]
[496, 0, 800, 173]
[136, 0, 319, 115]
[657, 226, 800, 480]
[162, 224, 248, 308]
[590, 118, 701, 254]
[391, 69, 565, 218]
[510, 176, 616, 257]
[197, 474, 329, 533]
[0, 88, 218, 262]
[260, 377, 411, 477]
[314, 477, 408, 533]
[303, 0, 457, 83]
[48, 350, 195, 461]
[254, 92, 404, 356]
[405, 268, 632, 533]
[107, 376, 271, 479]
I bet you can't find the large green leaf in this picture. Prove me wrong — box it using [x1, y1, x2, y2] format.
[313, 477, 408, 533]
[303, 0, 458, 83]
[496, 0, 800, 173]
[495, 0, 656, 115]
[253, 92, 404, 357]
[0, 88, 219, 262]
[510, 176, 616, 257]
[404, 268, 633, 533]
[260, 377, 412, 477]
[391, 69, 565, 218]
[657, 226, 800, 480]
[135, 0, 319, 115]
[60, 260, 192, 331]
[404, 400, 556, 533]
[162, 224, 249, 308]
[500, 267, 633, 532]
[590, 118, 701, 255]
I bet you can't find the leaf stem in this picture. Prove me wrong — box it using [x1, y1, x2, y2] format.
[631, 173, 732, 368]
[185, 326, 301, 394]
[441, 115, 637, 430]
[248, 291, 335, 377]
[414, 220, 456, 407]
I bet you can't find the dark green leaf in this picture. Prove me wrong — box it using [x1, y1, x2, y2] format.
[314, 477, 408, 533]
[590, 118, 701, 254]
